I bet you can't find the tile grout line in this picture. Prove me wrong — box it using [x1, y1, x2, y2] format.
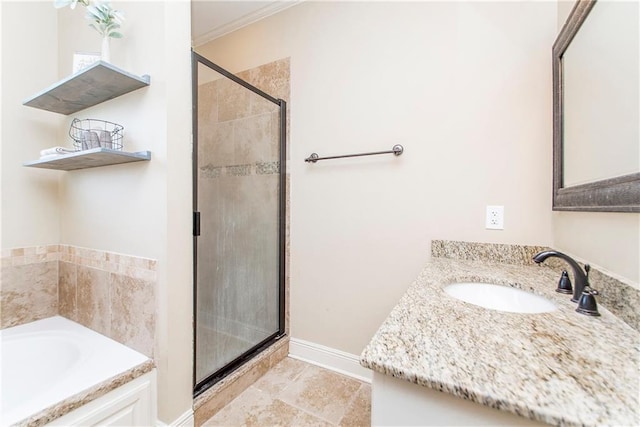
[245, 358, 305, 401]
[274, 397, 340, 426]
[268, 361, 310, 398]
[267, 363, 343, 426]
[276, 363, 359, 426]
[202, 358, 370, 427]
[335, 382, 366, 425]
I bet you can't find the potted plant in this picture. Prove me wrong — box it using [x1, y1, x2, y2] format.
[54, 0, 124, 62]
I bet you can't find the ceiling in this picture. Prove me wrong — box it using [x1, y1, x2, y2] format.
[191, 1, 298, 46]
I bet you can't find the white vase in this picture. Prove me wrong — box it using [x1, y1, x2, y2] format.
[101, 36, 110, 62]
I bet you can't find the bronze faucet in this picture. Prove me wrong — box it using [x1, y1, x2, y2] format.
[533, 250, 587, 303]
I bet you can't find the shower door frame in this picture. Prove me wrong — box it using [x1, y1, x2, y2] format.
[191, 51, 287, 397]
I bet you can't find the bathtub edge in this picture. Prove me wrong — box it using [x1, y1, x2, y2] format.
[13, 359, 155, 427]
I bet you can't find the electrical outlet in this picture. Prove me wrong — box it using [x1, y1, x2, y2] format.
[486, 205, 504, 230]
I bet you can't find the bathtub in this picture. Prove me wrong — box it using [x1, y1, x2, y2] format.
[1, 316, 154, 426]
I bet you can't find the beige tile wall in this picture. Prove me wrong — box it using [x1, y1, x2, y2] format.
[196, 72, 283, 381]
[196, 58, 290, 378]
[1, 245, 59, 329]
[1, 245, 157, 358]
[243, 58, 290, 336]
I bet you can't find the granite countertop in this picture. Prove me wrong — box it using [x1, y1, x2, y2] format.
[360, 258, 640, 426]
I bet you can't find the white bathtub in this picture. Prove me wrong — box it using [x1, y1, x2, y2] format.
[1, 316, 152, 426]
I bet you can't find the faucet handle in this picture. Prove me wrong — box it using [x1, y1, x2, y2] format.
[556, 270, 573, 294]
[576, 284, 601, 317]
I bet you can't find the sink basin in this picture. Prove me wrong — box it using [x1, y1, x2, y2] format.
[444, 282, 557, 314]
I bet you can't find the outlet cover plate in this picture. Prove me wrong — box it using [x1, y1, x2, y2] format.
[486, 205, 504, 230]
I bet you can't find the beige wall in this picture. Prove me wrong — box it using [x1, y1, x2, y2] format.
[553, 212, 639, 283]
[56, 2, 193, 422]
[1, 1, 62, 249]
[196, 1, 557, 355]
[1, 1, 192, 423]
[554, 0, 640, 285]
[558, 0, 574, 25]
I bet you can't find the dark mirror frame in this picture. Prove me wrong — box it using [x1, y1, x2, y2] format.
[553, 0, 640, 212]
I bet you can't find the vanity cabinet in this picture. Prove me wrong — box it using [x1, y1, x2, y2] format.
[371, 372, 543, 426]
[23, 61, 151, 171]
[361, 255, 640, 426]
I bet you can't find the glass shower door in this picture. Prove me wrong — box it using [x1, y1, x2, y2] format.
[192, 53, 285, 394]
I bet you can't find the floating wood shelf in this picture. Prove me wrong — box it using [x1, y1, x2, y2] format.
[23, 61, 150, 115]
[24, 148, 151, 171]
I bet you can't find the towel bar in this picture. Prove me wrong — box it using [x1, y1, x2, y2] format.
[305, 144, 403, 163]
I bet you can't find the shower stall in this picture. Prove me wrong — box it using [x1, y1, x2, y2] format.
[191, 52, 286, 396]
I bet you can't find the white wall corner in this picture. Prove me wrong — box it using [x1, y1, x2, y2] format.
[288, 338, 373, 383]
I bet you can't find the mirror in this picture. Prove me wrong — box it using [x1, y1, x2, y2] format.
[553, 0, 640, 212]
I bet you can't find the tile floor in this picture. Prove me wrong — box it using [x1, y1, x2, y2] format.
[202, 357, 371, 427]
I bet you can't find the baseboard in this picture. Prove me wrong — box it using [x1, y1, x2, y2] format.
[288, 338, 373, 383]
[158, 409, 194, 427]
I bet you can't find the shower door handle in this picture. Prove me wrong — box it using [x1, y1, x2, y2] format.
[193, 211, 201, 236]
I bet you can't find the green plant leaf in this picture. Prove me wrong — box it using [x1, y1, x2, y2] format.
[85, 6, 101, 20]
[60, 0, 125, 38]
[53, 0, 72, 9]
[113, 10, 124, 23]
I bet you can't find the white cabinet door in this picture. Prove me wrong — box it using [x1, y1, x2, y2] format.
[371, 372, 543, 427]
[48, 370, 156, 427]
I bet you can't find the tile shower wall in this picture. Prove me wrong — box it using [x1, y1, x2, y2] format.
[194, 57, 290, 422]
[237, 58, 291, 337]
[1, 245, 157, 358]
[196, 58, 290, 378]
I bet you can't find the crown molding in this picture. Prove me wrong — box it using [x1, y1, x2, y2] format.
[192, 1, 302, 47]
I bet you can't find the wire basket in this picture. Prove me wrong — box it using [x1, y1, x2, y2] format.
[69, 118, 124, 151]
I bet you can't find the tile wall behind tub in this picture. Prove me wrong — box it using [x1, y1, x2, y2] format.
[0, 245, 157, 358]
[0, 245, 59, 328]
[59, 245, 157, 358]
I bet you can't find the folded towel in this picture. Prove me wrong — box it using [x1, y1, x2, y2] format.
[81, 131, 100, 150]
[98, 130, 112, 149]
[40, 147, 75, 157]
